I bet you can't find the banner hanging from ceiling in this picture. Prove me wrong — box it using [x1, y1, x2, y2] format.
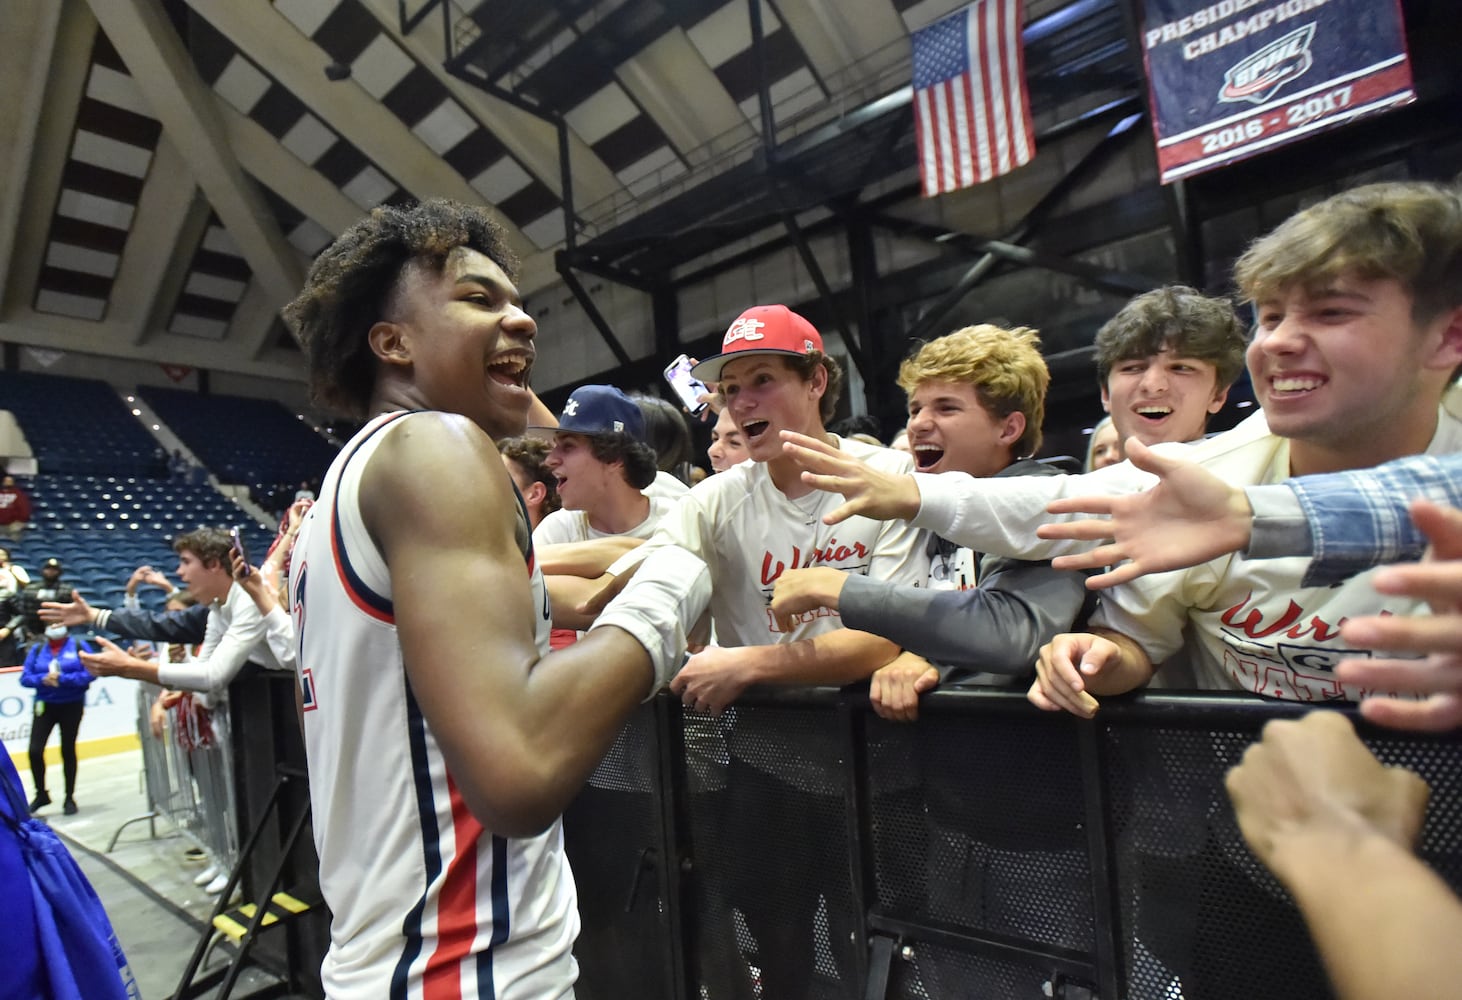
[1140, 0, 1415, 183]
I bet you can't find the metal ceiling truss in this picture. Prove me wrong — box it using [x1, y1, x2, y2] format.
[420, 1, 1198, 407]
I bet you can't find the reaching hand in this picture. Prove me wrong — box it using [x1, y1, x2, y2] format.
[669, 645, 755, 716]
[79, 635, 142, 678]
[869, 652, 940, 722]
[126, 565, 150, 594]
[769, 568, 848, 633]
[1337, 500, 1462, 732]
[1028, 633, 1113, 718]
[1037, 439, 1254, 588]
[231, 549, 276, 615]
[39, 590, 95, 627]
[1225, 711, 1430, 872]
[141, 566, 173, 591]
[285, 497, 312, 534]
[779, 430, 921, 526]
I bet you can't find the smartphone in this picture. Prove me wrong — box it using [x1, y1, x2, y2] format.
[230, 526, 252, 577]
[663, 353, 710, 416]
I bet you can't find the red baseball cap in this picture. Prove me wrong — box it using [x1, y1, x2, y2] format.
[690, 305, 824, 382]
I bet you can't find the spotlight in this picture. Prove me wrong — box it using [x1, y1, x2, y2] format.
[324, 61, 352, 82]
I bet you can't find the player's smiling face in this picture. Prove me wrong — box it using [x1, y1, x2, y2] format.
[381, 248, 537, 441]
[718, 355, 825, 462]
[1102, 346, 1226, 448]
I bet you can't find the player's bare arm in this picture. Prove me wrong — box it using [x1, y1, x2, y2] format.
[780, 430, 921, 526]
[363, 413, 662, 837]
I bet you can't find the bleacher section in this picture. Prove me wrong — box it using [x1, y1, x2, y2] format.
[7, 473, 276, 614]
[0, 371, 165, 477]
[138, 387, 337, 490]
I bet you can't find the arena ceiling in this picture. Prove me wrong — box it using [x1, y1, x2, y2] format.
[2, 0, 1454, 393]
[0, 0, 1126, 385]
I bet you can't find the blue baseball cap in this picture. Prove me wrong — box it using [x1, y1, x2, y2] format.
[527, 384, 646, 441]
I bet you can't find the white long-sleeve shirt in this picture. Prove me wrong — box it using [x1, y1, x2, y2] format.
[157, 583, 288, 695]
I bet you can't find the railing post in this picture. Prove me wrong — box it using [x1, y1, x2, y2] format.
[843, 696, 875, 994]
[1078, 717, 1124, 999]
[654, 694, 691, 1000]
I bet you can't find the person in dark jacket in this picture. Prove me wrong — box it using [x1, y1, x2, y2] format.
[15, 557, 67, 648]
[20, 625, 96, 815]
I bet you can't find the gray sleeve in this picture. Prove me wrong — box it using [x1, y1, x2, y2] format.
[839, 558, 1090, 678]
[1243, 485, 1314, 560]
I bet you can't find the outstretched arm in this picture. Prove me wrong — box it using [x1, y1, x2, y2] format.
[1225, 711, 1458, 1000]
[1040, 443, 1462, 590]
[781, 429, 1147, 560]
[1037, 438, 1256, 587]
[780, 430, 921, 526]
[363, 414, 707, 837]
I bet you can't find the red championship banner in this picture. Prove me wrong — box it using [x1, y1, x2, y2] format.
[1139, 0, 1416, 183]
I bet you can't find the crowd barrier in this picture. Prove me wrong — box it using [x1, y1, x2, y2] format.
[111, 667, 326, 997]
[110, 682, 239, 878]
[563, 687, 1462, 1000]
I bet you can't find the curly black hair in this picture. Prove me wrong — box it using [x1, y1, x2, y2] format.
[283, 199, 519, 418]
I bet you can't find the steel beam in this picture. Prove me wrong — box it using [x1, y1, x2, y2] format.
[748, 0, 777, 151]
[779, 209, 870, 383]
[555, 254, 634, 368]
[667, 97, 1141, 290]
[900, 110, 1145, 345]
[868, 215, 1159, 297]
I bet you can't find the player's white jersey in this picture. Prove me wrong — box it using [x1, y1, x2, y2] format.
[290, 411, 577, 999]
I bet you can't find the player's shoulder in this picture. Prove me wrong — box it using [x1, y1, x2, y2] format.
[365, 410, 499, 481]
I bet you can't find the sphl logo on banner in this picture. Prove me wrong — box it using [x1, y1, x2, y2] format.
[1219, 22, 1315, 105]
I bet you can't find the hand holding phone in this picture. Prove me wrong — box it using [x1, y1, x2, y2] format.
[663, 354, 710, 416]
[230, 526, 252, 577]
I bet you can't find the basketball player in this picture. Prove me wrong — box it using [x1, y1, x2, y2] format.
[282, 199, 710, 997]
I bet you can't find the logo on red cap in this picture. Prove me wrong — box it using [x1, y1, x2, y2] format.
[724, 317, 766, 346]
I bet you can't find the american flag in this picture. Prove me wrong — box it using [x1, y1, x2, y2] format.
[912, 0, 1035, 196]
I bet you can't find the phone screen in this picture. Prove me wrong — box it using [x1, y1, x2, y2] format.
[231, 526, 251, 575]
[663, 354, 709, 415]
